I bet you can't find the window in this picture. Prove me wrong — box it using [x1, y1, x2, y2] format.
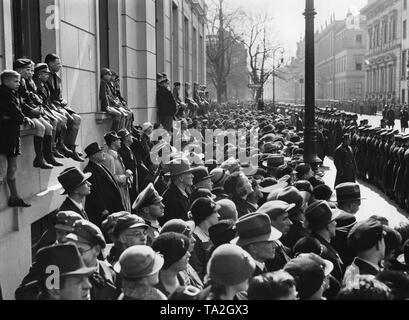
[99, 0, 109, 69]
[356, 34, 362, 44]
[184, 17, 190, 84]
[404, 20, 407, 40]
[403, 51, 407, 78]
[405, 0, 408, 10]
[12, 0, 41, 62]
[356, 63, 362, 71]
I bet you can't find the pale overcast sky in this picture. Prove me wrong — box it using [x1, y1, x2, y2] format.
[220, 0, 368, 59]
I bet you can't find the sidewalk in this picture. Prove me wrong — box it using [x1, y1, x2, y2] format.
[320, 157, 409, 228]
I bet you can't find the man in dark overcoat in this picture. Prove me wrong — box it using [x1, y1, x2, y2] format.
[157, 77, 177, 132]
[83, 142, 125, 228]
[334, 134, 357, 187]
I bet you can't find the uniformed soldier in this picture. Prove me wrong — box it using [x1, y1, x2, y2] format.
[334, 134, 357, 187]
[132, 183, 164, 246]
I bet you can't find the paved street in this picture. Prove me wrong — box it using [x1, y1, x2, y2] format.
[321, 156, 409, 228]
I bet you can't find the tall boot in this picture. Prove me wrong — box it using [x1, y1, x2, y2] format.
[52, 129, 64, 158]
[7, 178, 31, 207]
[67, 144, 85, 162]
[65, 126, 84, 162]
[43, 135, 63, 167]
[57, 127, 74, 158]
[33, 136, 53, 169]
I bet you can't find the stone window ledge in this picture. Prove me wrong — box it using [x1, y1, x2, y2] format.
[95, 112, 112, 124]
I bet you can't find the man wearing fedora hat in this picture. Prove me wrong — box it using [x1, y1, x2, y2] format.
[300, 200, 344, 284]
[157, 75, 177, 132]
[15, 211, 84, 300]
[57, 167, 92, 220]
[35, 244, 94, 300]
[332, 182, 363, 268]
[84, 142, 125, 228]
[257, 201, 295, 272]
[103, 131, 132, 212]
[160, 158, 199, 224]
[232, 213, 282, 277]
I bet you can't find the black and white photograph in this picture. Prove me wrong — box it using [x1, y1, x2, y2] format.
[1, 0, 409, 304]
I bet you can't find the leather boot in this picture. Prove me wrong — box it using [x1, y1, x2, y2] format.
[33, 136, 53, 169]
[52, 129, 64, 158]
[43, 135, 63, 166]
[57, 127, 74, 158]
[68, 144, 85, 162]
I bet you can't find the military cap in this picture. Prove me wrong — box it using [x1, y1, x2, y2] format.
[54, 211, 83, 232]
[347, 219, 385, 252]
[113, 215, 148, 239]
[132, 183, 163, 212]
[66, 220, 106, 249]
[13, 58, 32, 70]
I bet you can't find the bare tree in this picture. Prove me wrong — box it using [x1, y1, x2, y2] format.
[234, 11, 282, 101]
[206, 0, 240, 103]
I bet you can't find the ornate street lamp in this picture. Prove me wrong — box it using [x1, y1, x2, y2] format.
[303, 0, 321, 167]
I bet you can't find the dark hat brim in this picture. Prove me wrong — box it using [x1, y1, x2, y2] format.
[60, 172, 92, 195]
[231, 228, 282, 247]
[60, 266, 97, 278]
[85, 147, 103, 158]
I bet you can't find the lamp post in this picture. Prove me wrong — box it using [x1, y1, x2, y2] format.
[303, 0, 321, 167]
[272, 46, 285, 111]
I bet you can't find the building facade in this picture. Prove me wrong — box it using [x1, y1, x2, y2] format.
[361, 0, 403, 104]
[333, 13, 367, 101]
[401, 0, 409, 103]
[315, 18, 344, 101]
[0, 0, 206, 299]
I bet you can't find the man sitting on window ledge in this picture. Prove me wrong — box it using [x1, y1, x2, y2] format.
[45, 53, 84, 162]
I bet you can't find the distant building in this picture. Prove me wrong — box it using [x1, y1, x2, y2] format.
[333, 13, 367, 101]
[361, 0, 403, 104]
[315, 13, 367, 102]
[401, 0, 409, 103]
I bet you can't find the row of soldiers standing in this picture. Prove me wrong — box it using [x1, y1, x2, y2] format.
[317, 109, 409, 212]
